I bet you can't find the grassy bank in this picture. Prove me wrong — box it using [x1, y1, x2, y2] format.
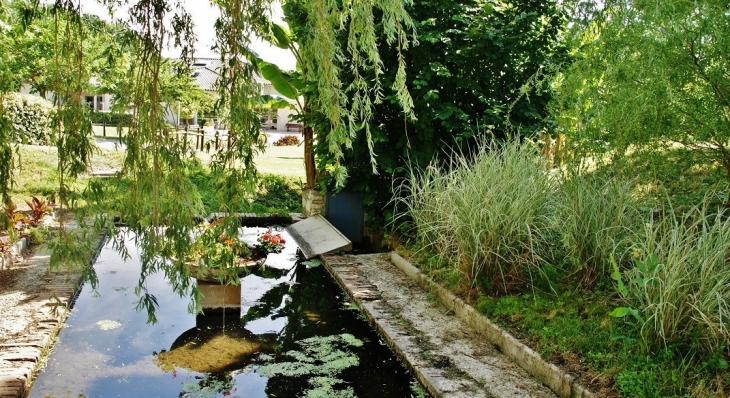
[396, 141, 730, 397]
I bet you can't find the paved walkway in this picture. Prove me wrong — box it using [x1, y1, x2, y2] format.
[0, 250, 80, 398]
[322, 253, 558, 398]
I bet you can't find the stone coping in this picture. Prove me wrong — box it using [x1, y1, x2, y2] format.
[322, 253, 560, 398]
[388, 252, 594, 398]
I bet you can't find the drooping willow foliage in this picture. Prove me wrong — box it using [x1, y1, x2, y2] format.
[0, 0, 415, 322]
[0, 2, 14, 202]
[295, 0, 415, 184]
[47, 1, 98, 280]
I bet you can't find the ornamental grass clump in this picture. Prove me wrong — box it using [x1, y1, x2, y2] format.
[551, 175, 645, 284]
[402, 140, 555, 292]
[615, 200, 730, 356]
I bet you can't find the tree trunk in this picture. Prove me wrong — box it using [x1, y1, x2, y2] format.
[303, 125, 316, 189]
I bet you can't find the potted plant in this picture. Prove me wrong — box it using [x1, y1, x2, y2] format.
[188, 221, 285, 282]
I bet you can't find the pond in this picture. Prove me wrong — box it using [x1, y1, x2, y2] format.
[29, 227, 422, 397]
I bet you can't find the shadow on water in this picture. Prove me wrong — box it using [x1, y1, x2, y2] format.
[29, 227, 420, 398]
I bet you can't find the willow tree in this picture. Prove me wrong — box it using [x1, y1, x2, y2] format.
[553, 0, 730, 200]
[0, 1, 16, 201]
[0, 0, 415, 321]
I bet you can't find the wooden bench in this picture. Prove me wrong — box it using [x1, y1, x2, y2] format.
[286, 123, 302, 132]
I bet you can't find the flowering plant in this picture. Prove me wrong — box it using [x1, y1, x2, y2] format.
[251, 229, 286, 257]
[191, 221, 252, 269]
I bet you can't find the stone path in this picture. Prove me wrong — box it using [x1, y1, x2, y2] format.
[0, 248, 81, 398]
[321, 253, 558, 398]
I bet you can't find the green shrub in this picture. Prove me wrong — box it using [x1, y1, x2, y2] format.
[615, 200, 730, 356]
[400, 140, 555, 292]
[551, 175, 646, 283]
[2, 92, 55, 145]
[89, 111, 132, 126]
[26, 227, 44, 246]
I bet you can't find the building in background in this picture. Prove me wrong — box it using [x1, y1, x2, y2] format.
[185, 57, 296, 131]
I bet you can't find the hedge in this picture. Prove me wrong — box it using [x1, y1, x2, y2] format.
[89, 111, 132, 126]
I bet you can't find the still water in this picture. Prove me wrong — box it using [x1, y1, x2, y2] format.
[30, 227, 420, 397]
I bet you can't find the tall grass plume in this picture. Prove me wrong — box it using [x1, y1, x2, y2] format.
[396, 140, 554, 292]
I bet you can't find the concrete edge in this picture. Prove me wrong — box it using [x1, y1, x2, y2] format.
[319, 255, 444, 398]
[12, 237, 28, 257]
[205, 212, 295, 226]
[389, 252, 594, 398]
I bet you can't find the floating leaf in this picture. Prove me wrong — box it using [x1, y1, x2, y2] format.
[302, 259, 322, 268]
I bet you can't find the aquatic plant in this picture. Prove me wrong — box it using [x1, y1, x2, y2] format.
[257, 333, 363, 397]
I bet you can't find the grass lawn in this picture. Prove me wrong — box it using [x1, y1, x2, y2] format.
[9, 140, 304, 213]
[254, 145, 305, 179]
[91, 125, 306, 180]
[92, 124, 126, 138]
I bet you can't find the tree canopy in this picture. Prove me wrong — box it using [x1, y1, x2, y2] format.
[553, 0, 730, 196]
[301, 0, 569, 228]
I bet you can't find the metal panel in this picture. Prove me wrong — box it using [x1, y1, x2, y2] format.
[325, 191, 364, 244]
[286, 215, 352, 259]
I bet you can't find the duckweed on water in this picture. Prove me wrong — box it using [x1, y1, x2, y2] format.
[257, 333, 364, 397]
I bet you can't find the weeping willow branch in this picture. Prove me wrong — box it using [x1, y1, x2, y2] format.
[211, 0, 269, 212]
[0, 1, 15, 204]
[47, 1, 99, 285]
[297, 0, 416, 185]
[36, 0, 416, 323]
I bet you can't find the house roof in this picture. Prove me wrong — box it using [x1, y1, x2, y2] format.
[187, 57, 270, 92]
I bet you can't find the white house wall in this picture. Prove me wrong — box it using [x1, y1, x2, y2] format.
[277, 107, 297, 132]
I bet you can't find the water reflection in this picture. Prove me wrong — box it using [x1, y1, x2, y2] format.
[30, 227, 419, 397]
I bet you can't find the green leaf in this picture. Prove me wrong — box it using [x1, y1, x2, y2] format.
[610, 257, 628, 296]
[270, 23, 291, 49]
[259, 62, 299, 100]
[609, 307, 632, 318]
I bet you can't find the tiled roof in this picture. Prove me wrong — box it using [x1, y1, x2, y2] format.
[186, 57, 271, 92]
